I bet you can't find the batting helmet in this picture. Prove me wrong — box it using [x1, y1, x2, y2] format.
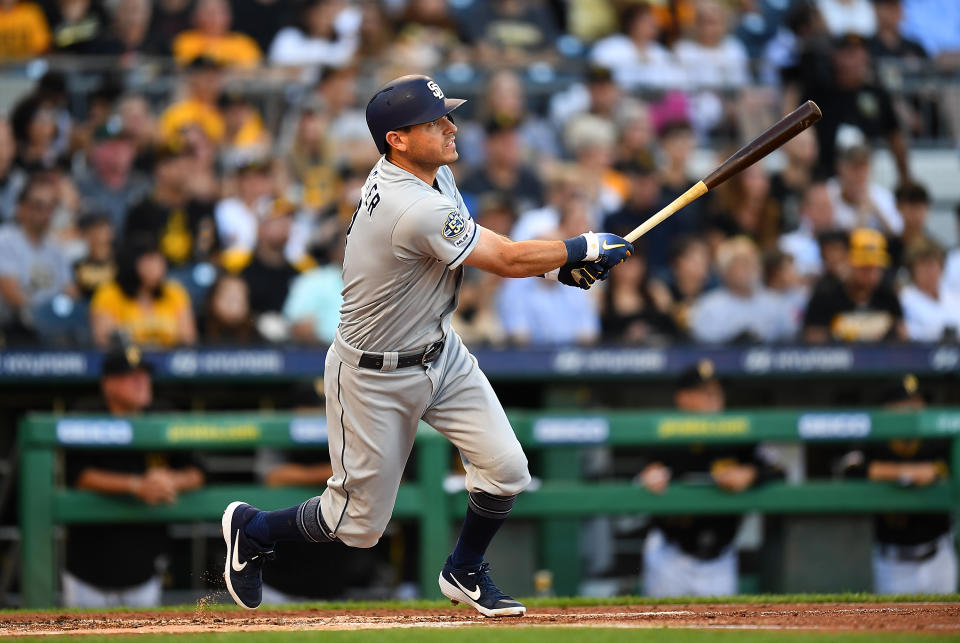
[365, 75, 466, 154]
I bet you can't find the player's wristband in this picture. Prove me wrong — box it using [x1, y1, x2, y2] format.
[563, 232, 599, 263]
[541, 269, 560, 281]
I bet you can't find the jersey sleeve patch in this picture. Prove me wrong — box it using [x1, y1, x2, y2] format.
[442, 210, 467, 240]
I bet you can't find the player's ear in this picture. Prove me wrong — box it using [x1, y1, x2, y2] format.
[385, 130, 407, 154]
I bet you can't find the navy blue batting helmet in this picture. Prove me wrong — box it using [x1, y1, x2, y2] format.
[365, 75, 466, 154]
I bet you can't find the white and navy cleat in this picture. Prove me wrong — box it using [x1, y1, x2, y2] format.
[221, 501, 274, 610]
[438, 557, 526, 617]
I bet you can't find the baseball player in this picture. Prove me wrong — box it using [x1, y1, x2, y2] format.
[221, 75, 633, 617]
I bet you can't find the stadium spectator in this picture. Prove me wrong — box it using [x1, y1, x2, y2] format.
[172, 0, 262, 68]
[391, 0, 468, 74]
[805, 33, 909, 181]
[603, 160, 663, 242]
[282, 231, 344, 345]
[658, 234, 713, 332]
[90, 0, 152, 57]
[510, 163, 580, 242]
[549, 65, 625, 131]
[818, 229, 852, 282]
[841, 375, 957, 594]
[639, 360, 780, 597]
[673, 1, 750, 90]
[899, 240, 960, 342]
[803, 228, 906, 342]
[817, 0, 876, 37]
[72, 211, 116, 301]
[615, 101, 657, 169]
[76, 117, 151, 235]
[44, 0, 109, 55]
[779, 181, 837, 281]
[125, 141, 219, 268]
[116, 94, 159, 173]
[709, 162, 780, 250]
[826, 144, 902, 235]
[645, 120, 708, 274]
[455, 69, 559, 169]
[215, 155, 273, 267]
[63, 337, 205, 607]
[0, 118, 26, 222]
[564, 113, 626, 226]
[590, 3, 683, 91]
[144, 0, 193, 56]
[689, 236, 795, 344]
[733, 0, 791, 60]
[868, 0, 927, 63]
[769, 128, 818, 233]
[11, 95, 63, 172]
[238, 197, 301, 317]
[308, 67, 375, 170]
[0, 173, 74, 343]
[497, 196, 600, 346]
[763, 248, 808, 335]
[284, 98, 337, 212]
[202, 271, 259, 343]
[460, 117, 544, 217]
[462, 0, 560, 67]
[231, 0, 290, 55]
[0, 0, 50, 59]
[219, 91, 270, 160]
[889, 182, 935, 270]
[600, 244, 677, 344]
[355, 1, 393, 63]
[268, 0, 361, 70]
[90, 234, 198, 347]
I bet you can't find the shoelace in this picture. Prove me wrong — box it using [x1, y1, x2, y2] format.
[469, 562, 511, 601]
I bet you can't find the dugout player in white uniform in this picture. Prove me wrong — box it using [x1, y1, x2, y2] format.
[221, 75, 634, 617]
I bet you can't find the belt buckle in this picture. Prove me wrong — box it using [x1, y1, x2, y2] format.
[422, 341, 441, 365]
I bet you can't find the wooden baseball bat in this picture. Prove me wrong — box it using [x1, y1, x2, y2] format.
[624, 100, 822, 244]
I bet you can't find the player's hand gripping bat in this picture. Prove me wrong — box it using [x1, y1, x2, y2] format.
[623, 101, 822, 244]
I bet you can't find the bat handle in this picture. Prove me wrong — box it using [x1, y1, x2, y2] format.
[624, 181, 708, 244]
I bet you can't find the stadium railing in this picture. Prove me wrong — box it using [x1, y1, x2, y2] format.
[18, 409, 960, 606]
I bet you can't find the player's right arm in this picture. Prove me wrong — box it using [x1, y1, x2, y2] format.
[463, 227, 633, 281]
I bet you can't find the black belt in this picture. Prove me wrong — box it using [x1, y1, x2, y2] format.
[357, 338, 445, 370]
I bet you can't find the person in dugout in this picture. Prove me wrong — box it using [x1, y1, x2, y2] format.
[840, 375, 957, 594]
[637, 359, 783, 597]
[62, 334, 205, 606]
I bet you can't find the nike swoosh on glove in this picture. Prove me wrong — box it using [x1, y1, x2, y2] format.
[591, 232, 634, 269]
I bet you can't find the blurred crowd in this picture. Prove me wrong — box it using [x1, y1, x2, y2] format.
[0, 0, 959, 349]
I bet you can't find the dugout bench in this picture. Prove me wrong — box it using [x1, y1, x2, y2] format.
[19, 409, 960, 607]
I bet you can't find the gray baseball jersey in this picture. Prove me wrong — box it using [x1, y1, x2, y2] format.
[318, 157, 530, 548]
[338, 156, 479, 353]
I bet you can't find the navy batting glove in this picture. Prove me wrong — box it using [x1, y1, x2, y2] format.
[563, 232, 634, 268]
[577, 262, 612, 285]
[557, 262, 609, 289]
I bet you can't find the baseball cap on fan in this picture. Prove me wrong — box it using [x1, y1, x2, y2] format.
[365, 75, 466, 154]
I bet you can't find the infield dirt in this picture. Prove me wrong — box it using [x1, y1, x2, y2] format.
[1, 602, 958, 636]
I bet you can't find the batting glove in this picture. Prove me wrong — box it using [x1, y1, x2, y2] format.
[555, 262, 609, 290]
[564, 232, 634, 269]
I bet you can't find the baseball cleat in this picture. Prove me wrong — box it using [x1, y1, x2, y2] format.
[438, 557, 526, 617]
[221, 501, 274, 610]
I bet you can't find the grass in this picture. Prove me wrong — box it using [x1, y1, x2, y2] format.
[2, 592, 959, 614]
[15, 630, 960, 643]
